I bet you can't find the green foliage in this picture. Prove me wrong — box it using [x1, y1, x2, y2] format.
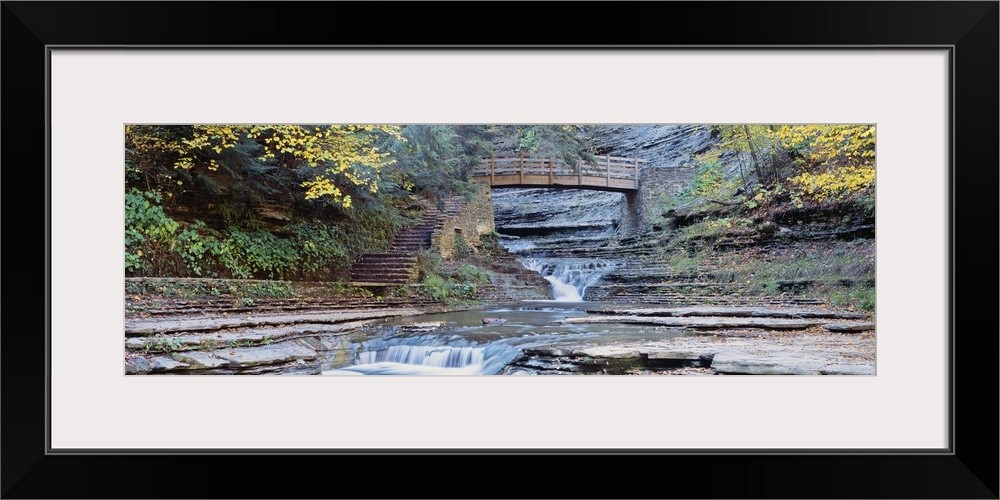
[126, 278, 295, 300]
[453, 233, 472, 259]
[417, 249, 445, 277]
[507, 125, 595, 165]
[226, 281, 294, 299]
[679, 217, 752, 240]
[125, 189, 180, 275]
[385, 125, 483, 200]
[743, 184, 800, 210]
[143, 336, 184, 354]
[125, 187, 399, 280]
[669, 248, 706, 276]
[478, 231, 505, 254]
[452, 263, 491, 286]
[420, 274, 453, 303]
[854, 287, 876, 312]
[416, 250, 491, 304]
[200, 338, 220, 351]
[827, 285, 876, 313]
[674, 151, 743, 210]
[687, 154, 728, 198]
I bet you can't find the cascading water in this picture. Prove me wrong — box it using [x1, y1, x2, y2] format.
[320, 306, 691, 376]
[520, 258, 616, 301]
[329, 332, 526, 375]
[357, 343, 485, 368]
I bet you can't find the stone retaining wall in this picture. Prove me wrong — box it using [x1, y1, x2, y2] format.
[626, 165, 698, 235]
[434, 182, 496, 259]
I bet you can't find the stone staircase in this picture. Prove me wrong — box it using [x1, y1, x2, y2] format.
[349, 197, 465, 285]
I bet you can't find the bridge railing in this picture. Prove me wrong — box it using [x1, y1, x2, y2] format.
[471, 153, 646, 182]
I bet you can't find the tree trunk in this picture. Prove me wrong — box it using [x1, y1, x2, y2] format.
[735, 150, 749, 192]
[768, 126, 783, 185]
[743, 125, 764, 184]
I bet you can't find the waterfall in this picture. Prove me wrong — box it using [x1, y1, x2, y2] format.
[520, 258, 616, 302]
[358, 344, 485, 368]
[329, 334, 523, 375]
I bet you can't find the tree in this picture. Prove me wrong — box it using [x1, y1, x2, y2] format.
[507, 125, 595, 166]
[384, 125, 494, 200]
[776, 125, 875, 202]
[125, 124, 403, 208]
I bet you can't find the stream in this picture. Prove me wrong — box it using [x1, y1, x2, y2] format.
[322, 301, 689, 375]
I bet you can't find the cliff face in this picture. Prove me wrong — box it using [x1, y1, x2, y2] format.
[587, 124, 716, 167]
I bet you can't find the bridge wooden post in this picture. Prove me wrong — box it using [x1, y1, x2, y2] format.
[549, 157, 554, 184]
[519, 153, 524, 184]
[606, 155, 612, 187]
[578, 159, 583, 186]
[490, 153, 495, 185]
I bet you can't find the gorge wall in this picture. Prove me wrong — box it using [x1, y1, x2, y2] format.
[491, 125, 714, 300]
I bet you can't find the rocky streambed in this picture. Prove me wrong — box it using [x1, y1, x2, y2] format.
[126, 302, 874, 375]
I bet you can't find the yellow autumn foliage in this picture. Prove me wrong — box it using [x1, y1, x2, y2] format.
[125, 124, 403, 207]
[790, 165, 875, 202]
[777, 125, 875, 201]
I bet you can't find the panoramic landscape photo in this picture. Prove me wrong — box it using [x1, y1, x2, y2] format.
[124, 124, 876, 375]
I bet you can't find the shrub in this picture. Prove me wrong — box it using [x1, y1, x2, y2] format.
[453, 233, 472, 258]
[416, 249, 490, 304]
[125, 189, 181, 275]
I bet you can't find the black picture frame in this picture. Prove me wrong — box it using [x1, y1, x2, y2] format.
[3, 2, 996, 498]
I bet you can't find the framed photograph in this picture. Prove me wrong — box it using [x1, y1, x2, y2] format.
[4, 2, 996, 498]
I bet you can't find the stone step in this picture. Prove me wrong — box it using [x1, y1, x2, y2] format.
[349, 273, 415, 281]
[349, 272, 415, 279]
[351, 269, 415, 275]
[348, 279, 412, 285]
[350, 261, 415, 268]
[356, 252, 417, 258]
[138, 303, 394, 316]
[349, 268, 415, 275]
[353, 256, 417, 263]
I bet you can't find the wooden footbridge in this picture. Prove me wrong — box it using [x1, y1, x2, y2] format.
[471, 154, 645, 192]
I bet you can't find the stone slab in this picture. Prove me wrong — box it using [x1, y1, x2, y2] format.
[556, 315, 821, 330]
[125, 308, 421, 336]
[823, 322, 876, 333]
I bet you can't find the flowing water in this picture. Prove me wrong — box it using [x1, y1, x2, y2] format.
[322, 303, 687, 376]
[519, 257, 617, 301]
